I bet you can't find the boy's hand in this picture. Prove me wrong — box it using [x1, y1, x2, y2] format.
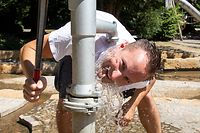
[115, 99, 135, 127]
[23, 77, 47, 102]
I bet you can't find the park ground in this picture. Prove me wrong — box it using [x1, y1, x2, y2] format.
[0, 39, 200, 132]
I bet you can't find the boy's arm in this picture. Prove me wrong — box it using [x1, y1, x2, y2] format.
[20, 34, 52, 78]
[20, 34, 53, 102]
[116, 78, 156, 126]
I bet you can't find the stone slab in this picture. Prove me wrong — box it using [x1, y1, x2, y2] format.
[0, 89, 24, 99]
[156, 98, 200, 133]
[18, 115, 42, 131]
[163, 57, 200, 70]
[152, 80, 200, 99]
[0, 97, 27, 117]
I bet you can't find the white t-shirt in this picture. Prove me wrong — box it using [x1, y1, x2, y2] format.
[49, 10, 148, 90]
[49, 10, 135, 62]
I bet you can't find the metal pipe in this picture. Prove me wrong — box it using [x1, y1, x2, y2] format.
[96, 19, 118, 42]
[72, 112, 95, 133]
[96, 19, 117, 37]
[66, 1, 118, 132]
[165, 0, 173, 9]
[175, 0, 200, 22]
[68, 0, 96, 132]
[69, 0, 96, 97]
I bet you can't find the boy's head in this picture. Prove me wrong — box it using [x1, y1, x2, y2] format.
[96, 39, 161, 86]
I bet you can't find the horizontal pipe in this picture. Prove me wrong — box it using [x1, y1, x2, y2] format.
[96, 19, 117, 37]
[175, 0, 200, 22]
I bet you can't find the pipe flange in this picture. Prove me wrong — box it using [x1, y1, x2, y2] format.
[63, 95, 100, 113]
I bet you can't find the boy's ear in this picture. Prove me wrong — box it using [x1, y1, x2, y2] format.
[119, 41, 128, 49]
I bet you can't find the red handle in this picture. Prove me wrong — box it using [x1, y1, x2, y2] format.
[33, 69, 41, 82]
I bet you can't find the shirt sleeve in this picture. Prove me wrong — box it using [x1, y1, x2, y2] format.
[48, 22, 72, 62]
[118, 80, 150, 93]
[49, 11, 136, 62]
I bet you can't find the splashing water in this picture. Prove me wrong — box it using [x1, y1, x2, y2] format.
[95, 45, 118, 75]
[95, 81, 126, 133]
[95, 45, 128, 132]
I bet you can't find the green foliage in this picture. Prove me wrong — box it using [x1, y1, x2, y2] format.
[0, 0, 190, 50]
[193, 0, 200, 10]
[134, 9, 162, 39]
[0, 34, 27, 50]
[119, 0, 184, 41]
[47, 0, 70, 28]
[155, 6, 184, 41]
[0, 0, 30, 34]
[119, 0, 164, 39]
[0, 0, 70, 50]
[196, 3, 200, 10]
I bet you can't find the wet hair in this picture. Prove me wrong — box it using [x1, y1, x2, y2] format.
[124, 39, 161, 78]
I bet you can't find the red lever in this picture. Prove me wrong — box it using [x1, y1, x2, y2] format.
[33, 69, 41, 82]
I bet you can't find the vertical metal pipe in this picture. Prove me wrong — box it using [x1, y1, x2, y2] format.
[68, 0, 96, 133]
[69, 0, 96, 97]
[72, 112, 96, 133]
[67, 1, 118, 132]
[165, 0, 173, 9]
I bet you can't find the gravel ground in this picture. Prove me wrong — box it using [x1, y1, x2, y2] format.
[17, 96, 200, 133]
[0, 76, 200, 133]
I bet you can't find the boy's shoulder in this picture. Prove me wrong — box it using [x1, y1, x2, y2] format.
[96, 10, 117, 22]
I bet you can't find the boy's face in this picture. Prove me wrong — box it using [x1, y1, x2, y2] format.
[96, 45, 148, 86]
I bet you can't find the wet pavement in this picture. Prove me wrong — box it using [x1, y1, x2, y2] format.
[0, 76, 200, 133]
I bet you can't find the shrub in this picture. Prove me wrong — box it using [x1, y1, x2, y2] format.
[155, 6, 184, 41]
[121, 5, 184, 41]
[134, 9, 162, 39]
[0, 34, 26, 50]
